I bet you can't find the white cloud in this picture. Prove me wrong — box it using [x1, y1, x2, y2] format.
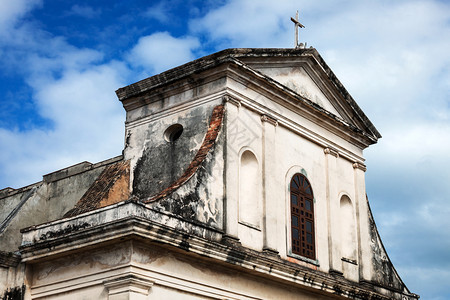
[0, 58, 127, 187]
[190, 0, 297, 48]
[0, 0, 41, 30]
[0, 2, 127, 188]
[0, 1, 449, 298]
[127, 32, 200, 74]
[0, 60, 127, 188]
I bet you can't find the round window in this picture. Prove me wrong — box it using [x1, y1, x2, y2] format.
[164, 124, 183, 142]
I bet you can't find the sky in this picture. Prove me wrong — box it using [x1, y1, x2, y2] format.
[0, 0, 449, 299]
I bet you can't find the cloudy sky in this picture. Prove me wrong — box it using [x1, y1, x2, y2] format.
[0, 0, 449, 298]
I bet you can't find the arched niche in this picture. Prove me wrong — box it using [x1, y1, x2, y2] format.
[239, 150, 261, 228]
[339, 195, 357, 260]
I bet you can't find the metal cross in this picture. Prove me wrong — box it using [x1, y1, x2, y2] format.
[291, 10, 305, 48]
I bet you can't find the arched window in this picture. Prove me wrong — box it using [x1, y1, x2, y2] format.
[290, 173, 315, 260]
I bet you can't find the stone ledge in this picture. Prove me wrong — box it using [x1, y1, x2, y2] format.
[0, 250, 21, 267]
[19, 201, 416, 300]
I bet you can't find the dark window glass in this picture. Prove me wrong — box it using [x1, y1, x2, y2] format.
[291, 194, 297, 205]
[290, 173, 315, 260]
[294, 176, 300, 187]
[305, 186, 312, 195]
[293, 228, 299, 239]
[305, 200, 311, 211]
[306, 221, 312, 232]
[307, 233, 312, 244]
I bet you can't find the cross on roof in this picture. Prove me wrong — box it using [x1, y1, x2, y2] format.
[290, 10, 305, 49]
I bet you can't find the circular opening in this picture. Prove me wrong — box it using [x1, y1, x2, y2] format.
[164, 124, 183, 142]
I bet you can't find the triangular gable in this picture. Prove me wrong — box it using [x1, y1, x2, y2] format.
[116, 48, 381, 144]
[249, 65, 343, 118]
[233, 50, 381, 142]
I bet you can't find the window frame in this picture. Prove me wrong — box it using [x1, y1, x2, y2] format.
[289, 173, 316, 261]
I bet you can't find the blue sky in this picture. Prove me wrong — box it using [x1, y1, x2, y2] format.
[0, 0, 449, 299]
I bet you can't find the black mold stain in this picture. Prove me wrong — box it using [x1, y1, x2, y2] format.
[39, 222, 90, 241]
[333, 285, 343, 295]
[146, 113, 224, 230]
[133, 106, 210, 199]
[225, 248, 247, 265]
[1, 285, 25, 300]
[368, 208, 403, 291]
[179, 234, 190, 251]
[125, 131, 131, 149]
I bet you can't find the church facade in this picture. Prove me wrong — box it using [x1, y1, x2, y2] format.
[0, 48, 418, 299]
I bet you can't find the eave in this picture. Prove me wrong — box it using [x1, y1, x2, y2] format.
[116, 48, 381, 145]
[19, 201, 415, 300]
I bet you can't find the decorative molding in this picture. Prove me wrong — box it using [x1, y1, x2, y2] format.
[341, 257, 358, 265]
[221, 234, 241, 247]
[262, 247, 279, 257]
[353, 162, 367, 172]
[329, 269, 344, 277]
[223, 95, 241, 107]
[323, 147, 339, 158]
[260, 115, 278, 127]
[287, 252, 320, 267]
[238, 221, 261, 231]
[125, 91, 224, 129]
[0, 251, 21, 267]
[21, 204, 415, 300]
[103, 274, 154, 297]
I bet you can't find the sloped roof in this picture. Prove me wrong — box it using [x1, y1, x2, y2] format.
[64, 160, 130, 217]
[116, 48, 381, 143]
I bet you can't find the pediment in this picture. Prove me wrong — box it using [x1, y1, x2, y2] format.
[116, 48, 380, 144]
[235, 57, 356, 131]
[228, 49, 380, 143]
[255, 65, 343, 118]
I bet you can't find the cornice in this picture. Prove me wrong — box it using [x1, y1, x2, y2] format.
[260, 114, 278, 127]
[0, 250, 21, 267]
[19, 202, 416, 300]
[353, 162, 367, 172]
[225, 89, 366, 164]
[324, 147, 339, 158]
[223, 94, 241, 108]
[224, 63, 377, 149]
[116, 49, 380, 146]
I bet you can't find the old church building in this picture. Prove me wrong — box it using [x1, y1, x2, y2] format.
[0, 48, 419, 299]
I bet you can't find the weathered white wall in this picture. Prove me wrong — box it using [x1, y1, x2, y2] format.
[0, 158, 120, 253]
[28, 241, 332, 300]
[222, 69, 370, 283]
[239, 150, 262, 230]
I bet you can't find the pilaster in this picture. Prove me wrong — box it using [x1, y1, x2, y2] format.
[352, 162, 372, 281]
[324, 147, 342, 275]
[261, 115, 279, 255]
[103, 275, 154, 300]
[223, 96, 241, 243]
